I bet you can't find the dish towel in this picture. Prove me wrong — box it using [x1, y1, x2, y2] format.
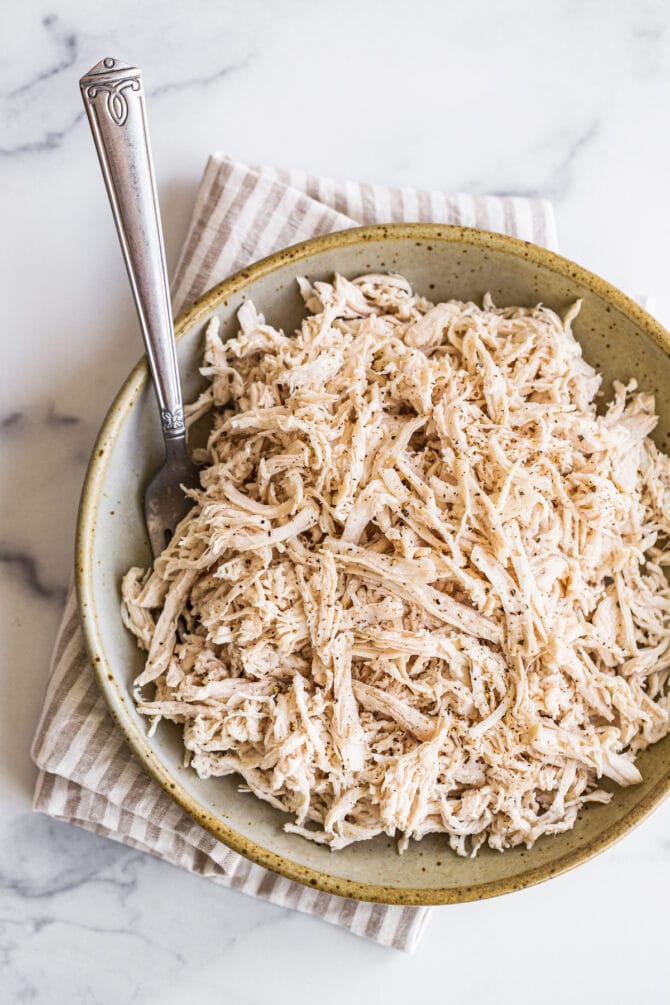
[31, 155, 558, 953]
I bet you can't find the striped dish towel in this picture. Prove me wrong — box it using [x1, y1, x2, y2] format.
[31, 155, 558, 953]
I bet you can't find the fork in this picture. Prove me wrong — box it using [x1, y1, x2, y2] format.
[80, 57, 199, 557]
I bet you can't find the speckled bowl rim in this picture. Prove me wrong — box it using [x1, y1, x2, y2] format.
[76, 223, 670, 905]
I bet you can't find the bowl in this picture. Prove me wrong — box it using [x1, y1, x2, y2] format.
[76, 223, 670, 905]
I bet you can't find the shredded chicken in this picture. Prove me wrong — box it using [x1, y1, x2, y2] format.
[122, 272, 670, 857]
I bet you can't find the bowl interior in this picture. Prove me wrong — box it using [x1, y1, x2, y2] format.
[79, 226, 670, 903]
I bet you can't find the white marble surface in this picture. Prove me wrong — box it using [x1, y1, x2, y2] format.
[2, 0, 669, 1001]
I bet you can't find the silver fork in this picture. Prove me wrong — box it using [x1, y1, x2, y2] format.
[80, 57, 199, 558]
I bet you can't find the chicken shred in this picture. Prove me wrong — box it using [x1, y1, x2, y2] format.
[122, 272, 670, 857]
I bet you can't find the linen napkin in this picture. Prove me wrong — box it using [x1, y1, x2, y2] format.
[31, 155, 558, 952]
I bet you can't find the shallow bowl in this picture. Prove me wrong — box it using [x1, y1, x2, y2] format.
[77, 224, 670, 904]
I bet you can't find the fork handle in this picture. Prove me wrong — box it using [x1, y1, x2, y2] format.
[80, 58, 185, 439]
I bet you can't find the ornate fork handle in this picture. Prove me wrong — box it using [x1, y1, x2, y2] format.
[80, 58, 185, 438]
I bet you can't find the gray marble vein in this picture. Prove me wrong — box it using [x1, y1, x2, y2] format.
[0, 549, 67, 603]
[148, 56, 254, 99]
[1, 411, 26, 431]
[6, 15, 79, 99]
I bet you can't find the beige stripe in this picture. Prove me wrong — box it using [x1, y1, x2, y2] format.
[31, 621, 83, 763]
[73, 720, 122, 785]
[128, 768, 165, 816]
[474, 196, 490, 230]
[278, 875, 301, 906]
[417, 188, 432, 222]
[541, 200, 559, 250]
[95, 753, 145, 808]
[182, 161, 256, 308]
[63, 773, 84, 818]
[377, 904, 403, 945]
[333, 894, 358, 928]
[391, 905, 421, 950]
[35, 662, 97, 770]
[364, 901, 387, 939]
[45, 598, 79, 678]
[312, 172, 335, 209]
[312, 204, 343, 238]
[49, 682, 109, 777]
[238, 181, 300, 263]
[530, 199, 547, 245]
[100, 752, 150, 810]
[486, 196, 506, 236]
[284, 199, 327, 249]
[514, 197, 530, 241]
[32, 769, 54, 810]
[172, 158, 237, 312]
[429, 188, 446, 224]
[330, 180, 351, 218]
[84, 729, 129, 791]
[171, 156, 221, 305]
[228, 853, 254, 888]
[191, 165, 262, 295]
[51, 590, 79, 657]
[315, 892, 335, 920]
[43, 774, 70, 816]
[389, 185, 405, 224]
[243, 186, 300, 257]
[267, 194, 314, 254]
[256, 869, 281, 899]
[502, 195, 516, 239]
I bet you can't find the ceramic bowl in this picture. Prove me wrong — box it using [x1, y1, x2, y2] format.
[76, 224, 670, 904]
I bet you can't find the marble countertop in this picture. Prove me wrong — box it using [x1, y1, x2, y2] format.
[2, 1, 669, 1001]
